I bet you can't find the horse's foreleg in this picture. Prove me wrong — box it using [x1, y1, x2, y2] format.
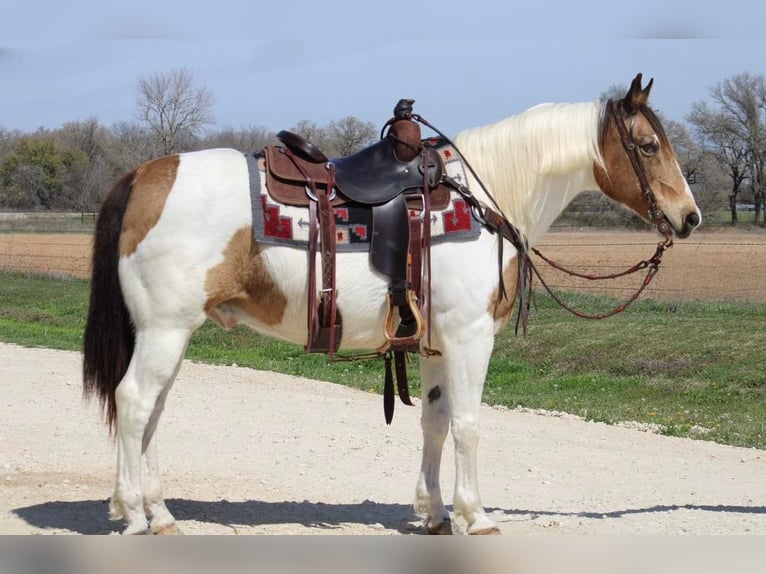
[444, 329, 501, 535]
[414, 355, 452, 534]
[111, 328, 189, 535]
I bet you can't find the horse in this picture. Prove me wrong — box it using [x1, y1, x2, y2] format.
[82, 73, 701, 535]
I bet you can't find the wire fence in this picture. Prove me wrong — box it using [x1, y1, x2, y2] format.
[530, 233, 766, 302]
[1, 226, 765, 302]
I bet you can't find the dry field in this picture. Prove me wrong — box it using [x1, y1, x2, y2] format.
[0, 229, 765, 301]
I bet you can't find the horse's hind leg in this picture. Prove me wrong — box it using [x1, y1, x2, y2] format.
[414, 355, 452, 534]
[142, 383, 183, 534]
[110, 328, 191, 535]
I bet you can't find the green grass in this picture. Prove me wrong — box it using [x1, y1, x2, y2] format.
[0, 271, 764, 449]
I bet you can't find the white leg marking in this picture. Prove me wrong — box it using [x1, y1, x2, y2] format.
[415, 355, 452, 533]
[442, 322, 501, 534]
[111, 328, 190, 535]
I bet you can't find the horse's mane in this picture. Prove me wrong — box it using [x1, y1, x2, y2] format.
[453, 101, 605, 244]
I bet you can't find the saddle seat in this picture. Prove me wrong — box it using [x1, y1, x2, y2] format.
[264, 133, 450, 209]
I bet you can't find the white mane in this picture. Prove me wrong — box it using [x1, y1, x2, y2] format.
[453, 101, 605, 245]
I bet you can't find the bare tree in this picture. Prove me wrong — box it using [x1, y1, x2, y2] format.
[688, 73, 766, 224]
[111, 121, 161, 171]
[599, 83, 629, 102]
[325, 116, 377, 157]
[710, 73, 766, 223]
[688, 102, 750, 224]
[289, 119, 332, 152]
[136, 68, 215, 156]
[286, 116, 377, 158]
[55, 118, 121, 210]
[663, 119, 701, 183]
[200, 125, 276, 151]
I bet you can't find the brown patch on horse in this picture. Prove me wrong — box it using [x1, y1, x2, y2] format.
[119, 154, 180, 257]
[489, 258, 519, 329]
[205, 226, 288, 327]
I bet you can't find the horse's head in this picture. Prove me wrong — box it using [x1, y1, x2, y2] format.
[594, 73, 701, 239]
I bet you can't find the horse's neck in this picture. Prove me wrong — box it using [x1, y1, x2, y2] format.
[523, 169, 599, 245]
[454, 101, 603, 246]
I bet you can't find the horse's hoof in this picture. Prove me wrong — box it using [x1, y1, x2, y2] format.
[152, 523, 184, 535]
[469, 526, 502, 535]
[426, 517, 453, 535]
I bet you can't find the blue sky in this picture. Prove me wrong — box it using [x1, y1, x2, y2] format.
[1, 1, 764, 137]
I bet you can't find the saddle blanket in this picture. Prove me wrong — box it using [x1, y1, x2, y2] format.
[245, 144, 481, 252]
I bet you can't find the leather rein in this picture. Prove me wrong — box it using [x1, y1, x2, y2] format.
[416, 98, 675, 330]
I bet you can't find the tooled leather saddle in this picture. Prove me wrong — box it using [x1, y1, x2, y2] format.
[261, 99, 451, 423]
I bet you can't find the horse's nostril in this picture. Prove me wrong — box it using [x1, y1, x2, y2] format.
[686, 212, 700, 229]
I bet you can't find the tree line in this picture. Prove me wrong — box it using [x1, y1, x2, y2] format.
[1, 67, 764, 226]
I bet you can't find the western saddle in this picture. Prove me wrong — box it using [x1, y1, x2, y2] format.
[261, 99, 454, 422]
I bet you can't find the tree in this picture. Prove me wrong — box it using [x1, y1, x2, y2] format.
[688, 102, 750, 224]
[712, 73, 766, 224]
[0, 126, 19, 161]
[599, 83, 629, 102]
[56, 118, 119, 210]
[111, 121, 160, 171]
[324, 116, 377, 157]
[136, 68, 215, 156]
[199, 125, 276, 152]
[688, 73, 766, 224]
[663, 119, 701, 184]
[288, 116, 377, 158]
[289, 119, 331, 152]
[0, 137, 88, 210]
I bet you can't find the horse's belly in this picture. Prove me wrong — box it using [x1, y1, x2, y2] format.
[214, 247, 392, 350]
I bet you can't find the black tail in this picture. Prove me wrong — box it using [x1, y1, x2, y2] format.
[83, 171, 136, 432]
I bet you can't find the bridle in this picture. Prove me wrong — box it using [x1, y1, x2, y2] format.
[607, 99, 673, 242]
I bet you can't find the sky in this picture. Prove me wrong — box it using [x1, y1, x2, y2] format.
[2, 1, 765, 138]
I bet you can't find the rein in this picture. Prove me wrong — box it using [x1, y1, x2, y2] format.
[413, 99, 675, 329]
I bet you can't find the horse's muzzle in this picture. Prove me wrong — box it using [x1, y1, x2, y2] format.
[675, 211, 701, 239]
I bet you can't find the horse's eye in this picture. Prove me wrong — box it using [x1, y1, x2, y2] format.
[640, 142, 659, 156]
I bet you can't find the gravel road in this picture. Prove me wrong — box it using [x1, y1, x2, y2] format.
[1, 343, 763, 535]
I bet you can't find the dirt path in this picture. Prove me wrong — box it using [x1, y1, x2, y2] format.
[1, 343, 763, 535]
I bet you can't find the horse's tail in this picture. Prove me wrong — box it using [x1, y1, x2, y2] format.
[83, 170, 136, 432]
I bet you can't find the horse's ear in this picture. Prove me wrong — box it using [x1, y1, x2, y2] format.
[623, 73, 653, 112]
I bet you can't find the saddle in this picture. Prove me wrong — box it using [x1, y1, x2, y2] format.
[261, 99, 449, 423]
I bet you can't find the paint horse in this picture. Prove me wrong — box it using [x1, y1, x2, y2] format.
[83, 74, 700, 535]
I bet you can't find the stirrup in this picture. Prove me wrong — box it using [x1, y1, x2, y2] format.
[383, 290, 425, 348]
